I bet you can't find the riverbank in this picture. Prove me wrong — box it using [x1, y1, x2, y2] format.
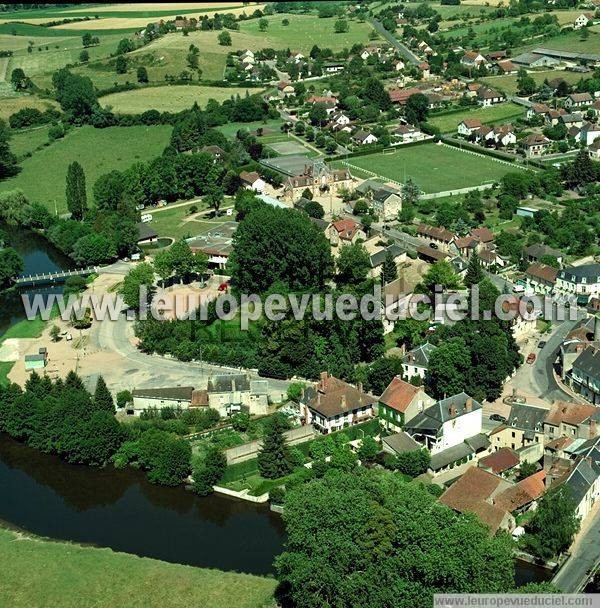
[0, 526, 277, 608]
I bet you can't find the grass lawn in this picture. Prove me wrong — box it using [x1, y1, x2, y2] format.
[0, 125, 172, 212]
[517, 24, 600, 54]
[216, 118, 283, 138]
[480, 70, 584, 96]
[333, 143, 519, 193]
[99, 85, 259, 114]
[149, 201, 234, 240]
[238, 14, 377, 52]
[0, 527, 276, 608]
[9, 125, 51, 158]
[428, 102, 526, 133]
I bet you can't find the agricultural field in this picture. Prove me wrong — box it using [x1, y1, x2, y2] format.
[517, 24, 600, 55]
[481, 69, 585, 96]
[428, 102, 526, 134]
[238, 14, 377, 52]
[99, 85, 258, 114]
[0, 94, 59, 122]
[0, 125, 172, 213]
[0, 527, 277, 608]
[333, 143, 520, 193]
[9, 125, 52, 159]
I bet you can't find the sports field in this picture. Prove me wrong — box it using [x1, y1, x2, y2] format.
[0, 527, 276, 608]
[0, 125, 172, 212]
[428, 102, 526, 134]
[99, 85, 259, 114]
[333, 143, 519, 193]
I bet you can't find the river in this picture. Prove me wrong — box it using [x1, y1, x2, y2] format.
[0, 230, 550, 584]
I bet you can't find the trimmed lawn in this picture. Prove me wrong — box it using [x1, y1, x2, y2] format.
[428, 102, 526, 134]
[238, 14, 377, 52]
[333, 143, 519, 193]
[216, 118, 283, 138]
[99, 85, 259, 114]
[149, 201, 234, 241]
[0, 527, 276, 608]
[0, 125, 172, 212]
[480, 70, 584, 96]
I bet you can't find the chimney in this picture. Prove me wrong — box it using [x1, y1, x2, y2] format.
[590, 419, 598, 438]
[449, 404, 457, 417]
[357, 382, 363, 393]
[319, 371, 328, 392]
[341, 394, 347, 410]
[466, 397, 473, 412]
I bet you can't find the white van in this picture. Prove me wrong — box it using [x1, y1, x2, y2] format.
[141, 213, 153, 223]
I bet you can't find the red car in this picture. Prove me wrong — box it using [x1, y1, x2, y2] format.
[526, 353, 536, 364]
[218, 282, 229, 292]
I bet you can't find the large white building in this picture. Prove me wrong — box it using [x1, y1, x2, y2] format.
[404, 392, 483, 454]
[555, 264, 600, 298]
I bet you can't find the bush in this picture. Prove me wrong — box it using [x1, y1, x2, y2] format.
[269, 485, 286, 505]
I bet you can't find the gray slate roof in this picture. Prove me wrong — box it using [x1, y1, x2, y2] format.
[558, 264, 600, 285]
[405, 392, 481, 434]
[132, 386, 194, 401]
[382, 431, 421, 454]
[573, 347, 600, 382]
[369, 244, 405, 268]
[208, 374, 250, 393]
[403, 342, 436, 368]
[564, 436, 600, 506]
[507, 403, 547, 435]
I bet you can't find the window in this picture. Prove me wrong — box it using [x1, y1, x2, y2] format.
[511, 431, 516, 438]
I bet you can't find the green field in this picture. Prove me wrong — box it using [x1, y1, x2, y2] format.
[334, 143, 519, 193]
[0, 94, 59, 122]
[517, 24, 600, 54]
[428, 102, 526, 134]
[238, 14, 377, 52]
[216, 118, 283, 138]
[99, 85, 259, 114]
[0, 125, 172, 212]
[0, 527, 276, 608]
[9, 125, 52, 159]
[480, 70, 584, 96]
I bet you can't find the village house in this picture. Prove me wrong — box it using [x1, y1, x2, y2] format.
[369, 244, 406, 279]
[392, 124, 424, 144]
[282, 164, 352, 201]
[527, 103, 550, 120]
[524, 243, 564, 266]
[378, 377, 435, 432]
[418, 61, 430, 78]
[502, 296, 539, 341]
[565, 92, 594, 110]
[370, 188, 402, 221]
[525, 263, 559, 295]
[130, 386, 198, 415]
[323, 60, 344, 73]
[490, 124, 517, 147]
[477, 87, 504, 107]
[574, 12, 594, 29]
[579, 122, 600, 146]
[402, 342, 437, 381]
[457, 119, 483, 136]
[545, 108, 567, 125]
[522, 133, 551, 157]
[301, 372, 376, 434]
[569, 347, 600, 404]
[478, 447, 521, 476]
[590, 140, 600, 160]
[460, 51, 486, 68]
[388, 86, 421, 105]
[239, 170, 266, 193]
[277, 81, 295, 98]
[352, 130, 378, 145]
[560, 113, 584, 129]
[544, 402, 599, 452]
[404, 393, 483, 455]
[327, 218, 366, 246]
[555, 264, 600, 298]
[207, 374, 269, 417]
[561, 436, 600, 520]
[417, 223, 456, 252]
[490, 403, 546, 451]
[496, 59, 518, 75]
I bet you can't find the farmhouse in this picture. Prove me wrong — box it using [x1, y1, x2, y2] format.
[457, 119, 483, 136]
[522, 133, 551, 157]
[525, 242, 564, 265]
[301, 372, 376, 434]
[130, 386, 196, 415]
[512, 52, 559, 68]
[327, 218, 366, 246]
[277, 81, 294, 98]
[565, 92, 594, 109]
[477, 87, 504, 107]
[574, 12, 594, 29]
[392, 124, 424, 143]
[590, 140, 600, 161]
[461, 51, 486, 67]
[525, 263, 559, 294]
[207, 374, 269, 416]
[369, 244, 406, 278]
[352, 130, 378, 145]
[496, 60, 518, 75]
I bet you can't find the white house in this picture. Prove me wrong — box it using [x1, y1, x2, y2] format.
[352, 130, 378, 145]
[574, 12, 594, 29]
[395, 59, 405, 71]
[579, 122, 600, 146]
[130, 386, 196, 415]
[458, 119, 483, 136]
[565, 92, 594, 110]
[371, 188, 402, 221]
[563, 436, 600, 520]
[393, 124, 423, 144]
[239, 170, 266, 193]
[461, 51, 486, 67]
[207, 374, 269, 417]
[404, 393, 483, 455]
[477, 87, 504, 107]
[555, 264, 600, 297]
[402, 342, 437, 380]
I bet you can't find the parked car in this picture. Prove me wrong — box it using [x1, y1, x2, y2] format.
[141, 213, 153, 223]
[526, 352, 536, 364]
[490, 413, 507, 423]
[537, 340, 547, 349]
[218, 282, 229, 292]
[429, 242, 439, 249]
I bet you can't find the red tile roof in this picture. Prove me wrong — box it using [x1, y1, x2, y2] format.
[478, 448, 520, 474]
[526, 263, 558, 284]
[494, 471, 546, 512]
[379, 377, 420, 412]
[471, 227, 494, 243]
[418, 223, 455, 243]
[544, 401, 597, 427]
[331, 219, 363, 241]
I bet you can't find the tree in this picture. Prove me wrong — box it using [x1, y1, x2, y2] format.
[381, 250, 398, 285]
[79, 49, 89, 63]
[464, 251, 484, 287]
[258, 17, 269, 31]
[10, 68, 28, 90]
[282, 18, 290, 26]
[358, 436, 379, 463]
[65, 161, 87, 220]
[82, 33, 93, 47]
[121, 262, 155, 310]
[309, 102, 328, 126]
[522, 486, 580, 561]
[218, 31, 232, 46]
[394, 448, 431, 477]
[426, 337, 471, 399]
[303, 200, 324, 219]
[193, 447, 226, 495]
[257, 414, 293, 479]
[336, 243, 371, 285]
[365, 356, 403, 394]
[0, 120, 18, 179]
[516, 68, 536, 96]
[363, 77, 391, 110]
[402, 178, 420, 206]
[421, 260, 461, 293]
[72, 233, 116, 265]
[0, 247, 23, 286]
[228, 205, 333, 292]
[517, 461, 537, 480]
[50, 325, 61, 342]
[115, 55, 127, 74]
[94, 375, 114, 413]
[405, 93, 429, 124]
[137, 66, 148, 83]
[275, 469, 515, 608]
[334, 19, 349, 33]
[116, 390, 132, 409]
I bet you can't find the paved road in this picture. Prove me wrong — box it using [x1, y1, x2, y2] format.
[553, 504, 600, 592]
[368, 17, 420, 65]
[91, 313, 291, 398]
